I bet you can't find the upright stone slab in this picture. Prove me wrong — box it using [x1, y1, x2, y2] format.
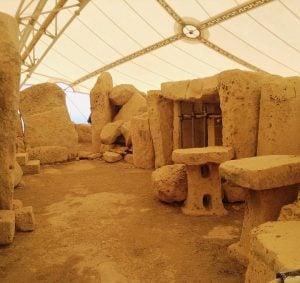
[218, 70, 263, 158]
[20, 83, 78, 149]
[90, 72, 114, 152]
[131, 113, 155, 169]
[257, 77, 300, 155]
[147, 90, 173, 168]
[0, 13, 20, 210]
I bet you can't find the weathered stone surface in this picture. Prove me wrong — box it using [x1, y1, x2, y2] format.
[110, 145, 128, 155]
[172, 146, 233, 165]
[109, 84, 138, 106]
[16, 114, 25, 153]
[257, 77, 300, 155]
[220, 155, 300, 190]
[28, 146, 71, 164]
[12, 199, 23, 210]
[78, 151, 93, 159]
[90, 72, 115, 152]
[113, 93, 147, 122]
[147, 90, 173, 168]
[161, 80, 189, 101]
[15, 206, 35, 232]
[23, 106, 78, 148]
[219, 70, 263, 159]
[124, 154, 133, 164]
[186, 75, 219, 102]
[120, 121, 132, 146]
[245, 221, 300, 283]
[100, 144, 114, 153]
[131, 113, 155, 169]
[16, 152, 28, 165]
[75, 124, 92, 143]
[103, 151, 122, 163]
[100, 120, 124, 145]
[87, 153, 101, 160]
[152, 164, 187, 203]
[21, 160, 40, 175]
[222, 181, 246, 203]
[0, 13, 20, 210]
[12, 161, 23, 188]
[278, 199, 300, 221]
[99, 262, 129, 283]
[0, 210, 15, 245]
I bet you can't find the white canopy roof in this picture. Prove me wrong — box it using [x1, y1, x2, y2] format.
[1, 0, 300, 94]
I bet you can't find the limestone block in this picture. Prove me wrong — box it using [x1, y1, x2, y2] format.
[220, 155, 300, 190]
[23, 106, 78, 148]
[0, 13, 20, 210]
[120, 121, 132, 146]
[218, 70, 263, 158]
[100, 120, 124, 145]
[12, 161, 23, 187]
[22, 160, 40, 175]
[131, 113, 155, 169]
[90, 72, 115, 152]
[152, 164, 187, 203]
[12, 199, 23, 210]
[28, 146, 70, 164]
[87, 153, 101, 160]
[20, 83, 66, 116]
[257, 78, 300, 155]
[245, 221, 300, 283]
[172, 146, 233, 165]
[186, 75, 219, 102]
[100, 144, 114, 154]
[15, 206, 36, 232]
[161, 80, 189, 100]
[113, 92, 147, 122]
[78, 151, 93, 159]
[75, 124, 92, 143]
[110, 146, 128, 155]
[16, 152, 28, 166]
[109, 84, 138, 106]
[222, 181, 246, 203]
[103, 151, 122, 163]
[147, 90, 173, 168]
[278, 199, 300, 221]
[0, 210, 15, 245]
[124, 154, 133, 164]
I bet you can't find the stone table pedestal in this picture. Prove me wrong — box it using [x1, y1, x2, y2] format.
[220, 155, 300, 266]
[172, 146, 233, 216]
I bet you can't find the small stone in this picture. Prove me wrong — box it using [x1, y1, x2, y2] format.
[78, 151, 93, 159]
[103, 151, 122, 163]
[87, 153, 102, 160]
[21, 160, 40, 175]
[124, 154, 133, 164]
[0, 210, 15, 245]
[15, 206, 36, 232]
[12, 199, 23, 210]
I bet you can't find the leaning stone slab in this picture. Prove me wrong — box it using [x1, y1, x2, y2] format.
[245, 221, 300, 283]
[109, 84, 138, 106]
[220, 155, 300, 190]
[100, 120, 124, 145]
[15, 206, 36, 232]
[0, 210, 15, 245]
[172, 146, 234, 165]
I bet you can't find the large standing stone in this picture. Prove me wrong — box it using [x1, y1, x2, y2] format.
[20, 83, 78, 148]
[90, 72, 115, 152]
[152, 164, 187, 203]
[131, 113, 155, 169]
[109, 84, 138, 106]
[257, 77, 300, 155]
[0, 13, 20, 210]
[100, 120, 124, 145]
[113, 93, 147, 122]
[147, 90, 173, 168]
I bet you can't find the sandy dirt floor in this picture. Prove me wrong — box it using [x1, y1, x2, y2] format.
[0, 159, 246, 283]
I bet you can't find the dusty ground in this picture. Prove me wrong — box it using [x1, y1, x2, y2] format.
[0, 159, 246, 283]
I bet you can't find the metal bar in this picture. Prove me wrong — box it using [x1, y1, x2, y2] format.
[21, 0, 91, 86]
[198, 0, 275, 30]
[200, 38, 266, 73]
[21, 0, 69, 63]
[191, 104, 195, 147]
[155, 0, 185, 26]
[71, 33, 184, 86]
[15, 0, 27, 18]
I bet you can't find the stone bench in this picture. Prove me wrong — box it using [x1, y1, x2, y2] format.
[220, 155, 300, 265]
[172, 146, 233, 216]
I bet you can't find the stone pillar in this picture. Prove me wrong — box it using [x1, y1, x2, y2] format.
[131, 113, 155, 169]
[90, 72, 114, 152]
[0, 13, 21, 209]
[147, 90, 173, 168]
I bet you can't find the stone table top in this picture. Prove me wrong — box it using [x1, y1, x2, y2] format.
[220, 155, 300, 190]
[172, 146, 233, 165]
